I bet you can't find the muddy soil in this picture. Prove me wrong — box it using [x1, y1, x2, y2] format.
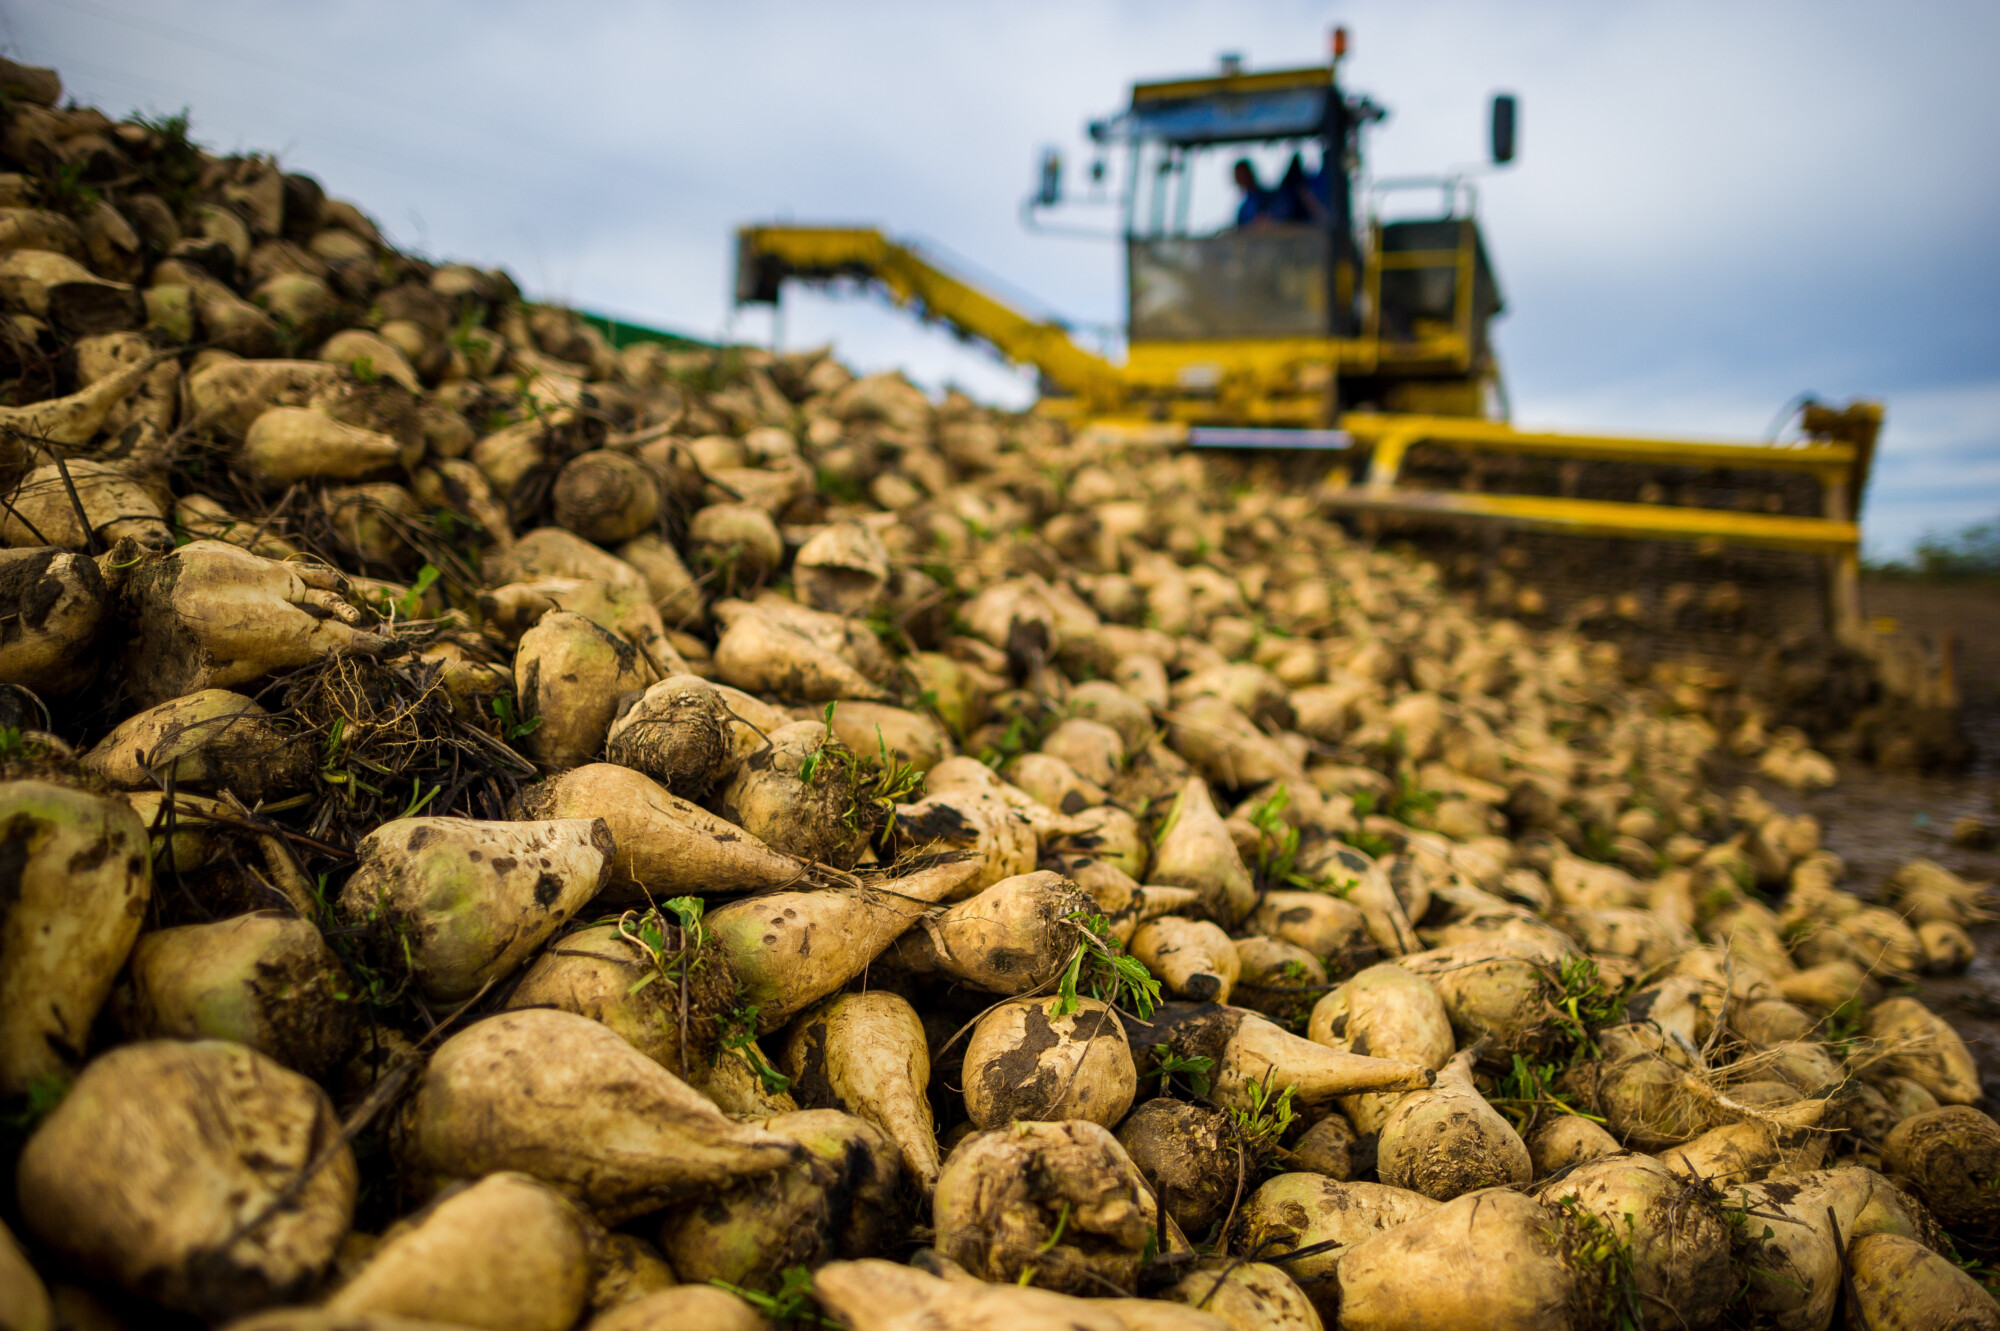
[1753, 577, 2000, 1097]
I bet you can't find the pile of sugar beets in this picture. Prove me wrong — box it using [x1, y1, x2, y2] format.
[0, 55, 1995, 1331]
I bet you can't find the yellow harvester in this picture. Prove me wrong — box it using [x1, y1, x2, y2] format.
[734, 35, 1881, 641]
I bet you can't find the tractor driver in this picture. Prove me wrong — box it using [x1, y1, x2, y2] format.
[1237, 155, 1326, 228]
[1269, 153, 1325, 224]
[1233, 158, 1272, 227]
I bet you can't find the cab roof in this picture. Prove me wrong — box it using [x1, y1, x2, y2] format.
[1093, 64, 1335, 147]
[1130, 64, 1333, 105]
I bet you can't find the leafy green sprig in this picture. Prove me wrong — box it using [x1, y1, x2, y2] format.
[711, 1266, 832, 1327]
[1055, 912, 1162, 1020]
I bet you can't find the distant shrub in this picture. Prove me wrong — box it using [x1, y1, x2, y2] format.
[1867, 515, 2000, 579]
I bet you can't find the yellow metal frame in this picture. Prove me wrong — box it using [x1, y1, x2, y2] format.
[738, 224, 1474, 422]
[1362, 224, 1481, 362]
[1342, 413, 1860, 501]
[739, 226, 1125, 406]
[1322, 487, 1859, 553]
[1077, 414, 1865, 544]
[1327, 412, 1870, 637]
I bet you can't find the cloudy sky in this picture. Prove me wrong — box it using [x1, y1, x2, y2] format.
[5, 0, 1995, 557]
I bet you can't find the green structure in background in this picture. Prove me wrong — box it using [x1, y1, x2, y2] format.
[577, 311, 712, 351]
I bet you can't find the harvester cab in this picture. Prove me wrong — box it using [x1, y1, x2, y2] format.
[1033, 35, 1506, 424]
[733, 32, 1882, 643]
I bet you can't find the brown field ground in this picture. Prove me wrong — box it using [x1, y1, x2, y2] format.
[1757, 577, 2000, 1092]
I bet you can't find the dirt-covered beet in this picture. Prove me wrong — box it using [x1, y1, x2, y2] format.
[16, 1040, 356, 1320]
[1115, 1097, 1236, 1238]
[932, 1119, 1161, 1294]
[962, 995, 1135, 1130]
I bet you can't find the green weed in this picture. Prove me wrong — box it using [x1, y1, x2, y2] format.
[1823, 998, 1865, 1055]
[975, 704, 1062, 770]
[1055, 912, 1162, 1020]
[490, 694, 542, 742]
[1387, 771, 1441, 824]
[326, 883, 417, 1011]
[613, 897, 706, 999]
[616, 897, 789, 1096]
[1548, 955, 1621, 1057]
[710, 1265, 830, 1327]
[0, 727, 53, 763]
[1151, 1052, 1216, 1098]
[131, 109, 204, 210]
[41, 161, 99, 217]
[1552, 1196, 1643, 1331]
[717, 1003, 790, 1096]
[1246, 785, 1316, 891]
[399, 778, 439, 820]
[799, 704, 924, 836]
[1343, 830, 1398, 861]
[1, 1072, 69, 1131]
[1489, 1053, 1604, 1133]
[813, 467, 864, 505]
[1227, 1073, 1297, 1154]
[1938, 1231, 2000, 1296]
[396, 565, 441, 618]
